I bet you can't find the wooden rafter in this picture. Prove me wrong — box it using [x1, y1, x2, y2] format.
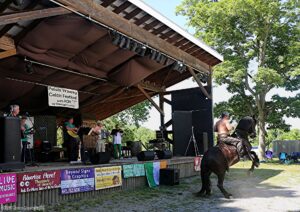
[0, 35, 15, 50]
[124, 8, 141, 20]
[113, 1, 131, 14]
[53, 0, 211, 73]
[0, 48, 16, 59]
[137, 84, 164, 115]
[187, 67, 211, 99]
[139, 81, 166, 93]
[0, 7, 71, 26]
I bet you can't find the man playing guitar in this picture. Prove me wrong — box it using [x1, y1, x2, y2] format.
[64, 117, 80, 162]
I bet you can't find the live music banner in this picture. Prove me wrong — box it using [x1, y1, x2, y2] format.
[48, 86, 79, 109]
[17, 171, 60, 193]
[0, 173, 17, 204]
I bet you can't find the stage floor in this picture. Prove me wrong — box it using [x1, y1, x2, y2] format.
[17, 156, 195, 173]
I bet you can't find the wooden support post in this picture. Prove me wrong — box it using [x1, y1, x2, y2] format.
[137, 84, 164, 116]
[187, 67, 212, 99]
[159, 93, 165, 127]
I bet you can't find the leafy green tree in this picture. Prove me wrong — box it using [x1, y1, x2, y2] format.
[177, 0, 299, 159]
[277, 129, 300, 140]
[102, 100, 153, 143]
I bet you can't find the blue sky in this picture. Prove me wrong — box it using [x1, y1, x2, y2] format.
[140, 0, 298, 129]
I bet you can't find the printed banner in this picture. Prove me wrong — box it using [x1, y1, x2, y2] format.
[48, 86, 79, 109]
[95, 166, 122, 190]
[133, 164, 145, 177]
[17, 171, 60, 193]
[0, 173, 17, 204]
[194, 156, 202, 171]
[123, 164, 145, 178]
[61, 168, 94, 194]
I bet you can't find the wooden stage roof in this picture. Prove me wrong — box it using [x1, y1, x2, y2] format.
[0, 0, 223, 119]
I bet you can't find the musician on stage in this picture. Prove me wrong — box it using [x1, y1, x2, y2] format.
[10, 104, 20, 117]
[64, 117, 80, 161]
[90, 121, 108, 153]
[20, 116, 32, 162]
[111, 124, 123, 159]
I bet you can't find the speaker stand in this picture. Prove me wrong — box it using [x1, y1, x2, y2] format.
[184, 126, 200, 156]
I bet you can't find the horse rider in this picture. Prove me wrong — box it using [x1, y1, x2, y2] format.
[214, 111, 233, 143]
[214, 112, 252, 159]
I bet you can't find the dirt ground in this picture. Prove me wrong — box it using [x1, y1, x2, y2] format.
[48, 161, 300, 212]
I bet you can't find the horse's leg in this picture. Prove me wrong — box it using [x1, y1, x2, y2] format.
[206, 172, 212, 196]
[217, 172, 232, 199]
[196, 167, 211, 197]
[247, 151, 260, 175]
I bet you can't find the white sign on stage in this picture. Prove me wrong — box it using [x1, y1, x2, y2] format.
[48, 86, 79, 109]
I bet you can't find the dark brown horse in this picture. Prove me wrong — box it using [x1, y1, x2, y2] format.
[197, 116, 259, 199]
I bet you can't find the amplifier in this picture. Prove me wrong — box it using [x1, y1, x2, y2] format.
[160, 168, 180, 186]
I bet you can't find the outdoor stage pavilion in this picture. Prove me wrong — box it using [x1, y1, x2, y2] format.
[0, 0, 223, 207]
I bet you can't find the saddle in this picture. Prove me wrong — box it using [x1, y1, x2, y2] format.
[217, 142, 240, 168]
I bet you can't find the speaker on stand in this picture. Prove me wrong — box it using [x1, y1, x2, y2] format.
[0, 117, 25, 170]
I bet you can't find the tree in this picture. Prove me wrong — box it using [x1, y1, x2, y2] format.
[177, 0, 300, 159]
[102, 100, 153, 143]
[110, 100, 152, 128]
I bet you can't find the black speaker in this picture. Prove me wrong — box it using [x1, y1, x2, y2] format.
[160, 168, 180, 186]
[137, 151, 155, 161]
[0, 116, 24, 170]
[171, 87, 214, 156]
[156, 150, 172, 159]
[90, 152, 111, 164]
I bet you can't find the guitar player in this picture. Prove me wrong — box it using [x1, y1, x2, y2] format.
[64, 117, 80, 162]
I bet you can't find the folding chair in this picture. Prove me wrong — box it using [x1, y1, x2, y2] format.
[278, 152, 288, 163]
[265, 150, 273, 160]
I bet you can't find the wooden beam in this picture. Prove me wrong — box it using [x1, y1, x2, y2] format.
[0, 7, 71, 26]
[0, 35, 15, 50]
[137, 84, 164, 115]
[139, 81, 165, 93]
[124, 8, 141, 20]
[163, 98, 172, 106]
[187, 67, 212, 99]
[0, 48, 16, 59]
[54, 0, 211, 74]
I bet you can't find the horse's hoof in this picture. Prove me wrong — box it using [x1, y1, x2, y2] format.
[224, 194, 232, 199]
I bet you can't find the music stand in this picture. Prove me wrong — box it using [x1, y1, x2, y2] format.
[184, 126, 200, 156]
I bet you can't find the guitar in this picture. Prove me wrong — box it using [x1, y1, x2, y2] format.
[67, 129, 80, 138]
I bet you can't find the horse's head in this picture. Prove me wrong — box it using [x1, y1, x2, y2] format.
[235, 116, 257, 139]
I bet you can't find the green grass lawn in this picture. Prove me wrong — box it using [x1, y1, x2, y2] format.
[232, 160, 300, 186]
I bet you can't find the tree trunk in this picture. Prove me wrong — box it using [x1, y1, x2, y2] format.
[258, 112, 266, 160]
